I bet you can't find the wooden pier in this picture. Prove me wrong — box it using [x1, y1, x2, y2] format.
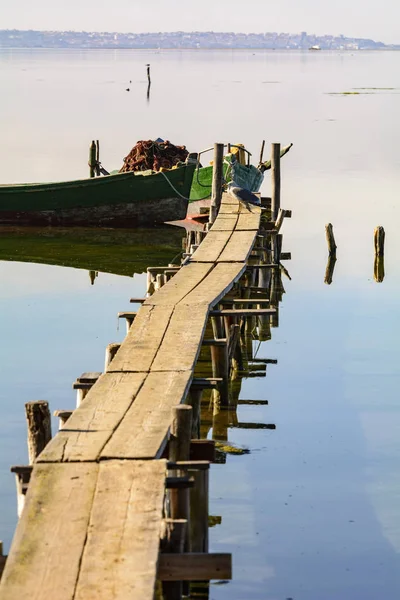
[0, 177, 291, 598]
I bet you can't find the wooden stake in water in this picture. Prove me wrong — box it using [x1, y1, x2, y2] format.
[89, 140, 96, 178]
[325, 223, 337, 256]
[209, 143, 224, 225]
[374, 226, 385, 257]
[271, 143, 281, 221]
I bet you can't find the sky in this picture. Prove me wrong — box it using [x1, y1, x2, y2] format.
[0, 0, 399, 44]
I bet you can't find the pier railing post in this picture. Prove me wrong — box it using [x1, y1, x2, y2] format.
[271, 143, 281, 221]
[209, 143, 225, 225]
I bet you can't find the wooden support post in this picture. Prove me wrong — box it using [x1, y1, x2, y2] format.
[374, 226, 385, 257]
[161, 519, 187, 600]
[53, 409, 73, 430]
[189, 466, 209, 553]
[104, 342, 121, 370]
[209, 143, 224, 225]
[168, 405, 193, 599]
[10, 465, 32, 519]
[156, 273, 165, 290]
[188, 388, 203, 439]
[89, 140, 96, 178]
[146, 63, 151, 84]
[271, 143, 281, 221]
[25, 401, 51, 464]
[325, 223, 337, 256]
[95, 140, 100, 176]
[210, 344, 229, 407]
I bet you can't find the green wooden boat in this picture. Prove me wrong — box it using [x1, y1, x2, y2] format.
[0, 162, 196, 227]
[0, 225, 184, 277]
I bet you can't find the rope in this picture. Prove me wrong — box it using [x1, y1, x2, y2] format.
[158, 170, 211, 202]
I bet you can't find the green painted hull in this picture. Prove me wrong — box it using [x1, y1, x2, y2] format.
[0, 163, 196, 227]
[189, 158, 264, 201]
[0, 225, 184, 277]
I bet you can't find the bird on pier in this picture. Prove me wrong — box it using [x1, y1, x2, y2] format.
[227, 183, 261, 210]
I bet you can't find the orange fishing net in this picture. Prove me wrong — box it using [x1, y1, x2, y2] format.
[119, 140, 188, 173]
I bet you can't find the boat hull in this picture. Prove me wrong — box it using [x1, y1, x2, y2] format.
[0, 164, 195, 227]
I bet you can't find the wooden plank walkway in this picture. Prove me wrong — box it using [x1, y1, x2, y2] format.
[0, 192, 263, 598]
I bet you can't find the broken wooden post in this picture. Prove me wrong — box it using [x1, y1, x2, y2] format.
[25, 401, 51, 464]
[271, 143, 281, 221]
[324, 255, 337, 285]
[104, 342, 121, 370]
[89, 140, 96, 178]
[325, 223, 337, 256]
[10, 465, 32, 519]
[209, 143, 224, 225]
[374, 226, 385, 257]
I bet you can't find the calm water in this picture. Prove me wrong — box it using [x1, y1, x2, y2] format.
[1, 49, 400, 599]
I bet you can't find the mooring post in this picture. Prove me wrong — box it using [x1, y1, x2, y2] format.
[104, 342, 121, 370]
[146, 63, 151, 84]
[25, 401, 52, 464]
[325, 223, 337, 256]
[209, 143, 225, 225]
[89, 140, 97, 178]
[271, 143, 281, 221]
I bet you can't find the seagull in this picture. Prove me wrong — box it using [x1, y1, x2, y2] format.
[227, 184, 261, 210]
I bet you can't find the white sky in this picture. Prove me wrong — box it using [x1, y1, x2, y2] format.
[0, 0, 398, 44]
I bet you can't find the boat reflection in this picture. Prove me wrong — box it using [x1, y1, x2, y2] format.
[0, 225, 184, 278]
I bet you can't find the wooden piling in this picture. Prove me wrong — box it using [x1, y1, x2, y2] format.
[168, 406, 193, 599]
[25, 401, 51, 464]
[89, 140, 97, 178]
[374, 255, 385, 283]
[209, 143, 224, 225]
[189, 465, 209, 553]
[146, 63, 151, 84]
[271, 143, 281, 221]
[325, 223, 337, 256]
[324, 255, 337, 285]
[374, 226, 385, 257]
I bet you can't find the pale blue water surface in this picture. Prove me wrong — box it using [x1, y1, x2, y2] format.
[1, 48, 400, 599]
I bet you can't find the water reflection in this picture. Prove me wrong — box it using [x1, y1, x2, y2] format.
[0, 225, 184, 277]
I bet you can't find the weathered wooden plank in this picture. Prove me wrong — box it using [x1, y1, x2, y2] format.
[236, 209, 261, 231]
[108, 305, 174, 373]
[217, 230, 258, 262]
[75, 460, 166, 600]
[181, 263, 245, 308]
[0, 463, 98, 599]
[38, 373, 147, 462]
[151, 304, 209, 372]
[190, 230, 231, 262]
[158, 553, 232, 581]
[208, 214, 238, 232]
[144, 263, 212, 306]
[221, 192, 239, 206]
[101, 371, 193, 460]
[218, 203, 240, 214]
